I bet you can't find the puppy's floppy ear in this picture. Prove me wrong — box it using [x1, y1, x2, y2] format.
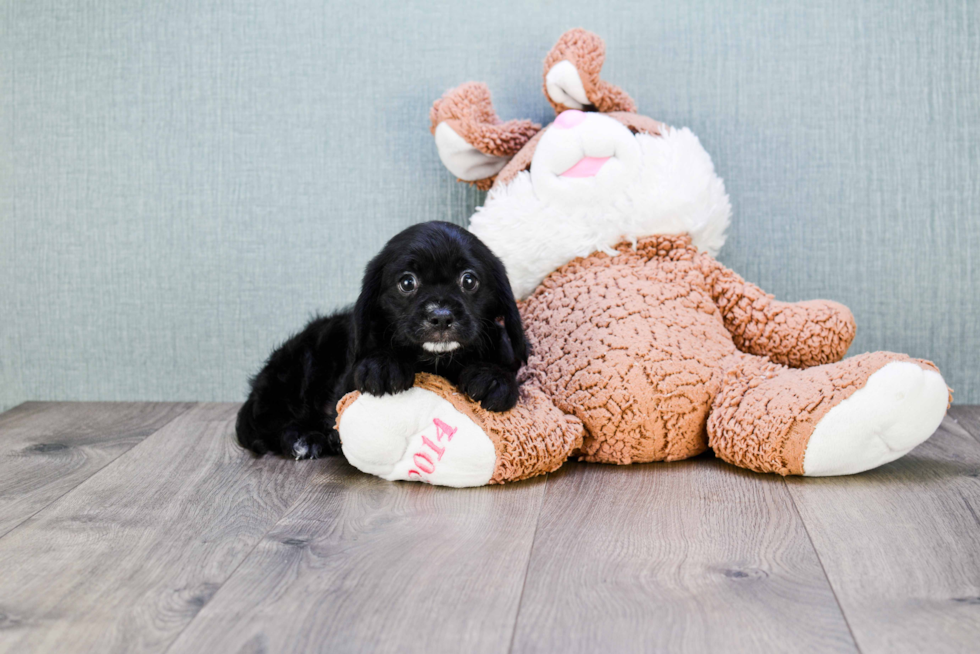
[486, 251, 528, 367]
[351, 253, 386, 360]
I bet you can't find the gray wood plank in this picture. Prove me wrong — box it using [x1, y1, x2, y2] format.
[951, 405, 980, 445]
[0, 402, 193, 538]
[510, 459, 856, 654]
[786, 414, 980, 654]
[166, 466, 548, 654]
[0, 403, 317, 654]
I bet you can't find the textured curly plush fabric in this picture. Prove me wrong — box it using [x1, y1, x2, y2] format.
[698, 255, 856, 368]
[411, 374, 584, 484]
[429, 82, 541, 190]
[520, 235, 738, 464]
[707, 352, 943, 474]
[542, 28, 637, 114]
[516, 234, 945, 474]
[429, 82, 541, 157]
[516, 232, 861, 466]
[491, 128, 548, 190]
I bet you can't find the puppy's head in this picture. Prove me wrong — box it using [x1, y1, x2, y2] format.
[353, 222, 526, 365]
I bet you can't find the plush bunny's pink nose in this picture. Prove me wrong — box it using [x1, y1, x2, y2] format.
[553, 109, 587, 129]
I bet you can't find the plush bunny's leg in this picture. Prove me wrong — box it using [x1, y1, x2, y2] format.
[709, 352, 950, 476]
[336, 373, 583, 487]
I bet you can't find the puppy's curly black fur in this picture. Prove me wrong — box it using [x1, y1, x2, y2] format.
[235, 221, 528, 459]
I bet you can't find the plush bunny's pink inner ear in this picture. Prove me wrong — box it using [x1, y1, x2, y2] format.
[542, 28, 637, 115]
[434, 121, 511, 181]
[545, 60, 590, 110]
[430, 82, 541, 189]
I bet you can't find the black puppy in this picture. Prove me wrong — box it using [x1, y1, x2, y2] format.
[235, 221, 528, 459]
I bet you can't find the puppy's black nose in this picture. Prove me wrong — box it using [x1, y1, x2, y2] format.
[426, 307, 454, 329]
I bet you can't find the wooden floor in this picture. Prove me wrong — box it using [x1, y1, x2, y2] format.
[0, 404, 977, 653]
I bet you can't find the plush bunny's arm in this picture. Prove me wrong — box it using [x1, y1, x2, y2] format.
[698, 254, 856, 368]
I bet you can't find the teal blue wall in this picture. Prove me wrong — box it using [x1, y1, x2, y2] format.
[2, 0, 978, 409]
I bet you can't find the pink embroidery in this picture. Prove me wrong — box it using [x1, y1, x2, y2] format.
[405, 417, 459, 482]
[413, 452, 435, 474]
[433, 418, 457, 442]
[421, 434, 445, 460]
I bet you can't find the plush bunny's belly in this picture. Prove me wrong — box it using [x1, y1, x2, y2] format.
[520, 236, 737, 464]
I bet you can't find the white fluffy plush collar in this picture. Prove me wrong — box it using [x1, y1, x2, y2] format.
[469, 127, 731, 299]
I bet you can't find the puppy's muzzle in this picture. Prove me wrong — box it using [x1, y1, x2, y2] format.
[421, 305, 461, 353]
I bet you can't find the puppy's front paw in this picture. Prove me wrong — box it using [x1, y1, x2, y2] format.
[354, 354, 415, 396]
[458, 363, 519, 412]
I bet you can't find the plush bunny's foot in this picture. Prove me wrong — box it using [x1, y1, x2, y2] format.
[802, 361, 948, 476]
[336, 387, 497, 487]
[709, 352, 950, 476]
[336, 373, 584, 487]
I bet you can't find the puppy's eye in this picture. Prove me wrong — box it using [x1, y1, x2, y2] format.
[459, 270, 479, 293]
[398, 273, 418, 295]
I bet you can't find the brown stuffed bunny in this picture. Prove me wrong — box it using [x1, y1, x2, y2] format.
[335, 29, 950, 487]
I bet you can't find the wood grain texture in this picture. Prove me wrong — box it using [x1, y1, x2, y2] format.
[509, 458, 856, 654]
[951, 405, 980, 445]
[0, 403, 317, 654]
[0, 402, 192, 538]
[1, 404, 978, 654]
[166, 462, 547, 654]
[786, 414, 980, 654]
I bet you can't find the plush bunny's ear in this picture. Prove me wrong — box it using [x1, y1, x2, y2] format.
[543, 29, 637, 115]
[430, 83, 541, 190]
